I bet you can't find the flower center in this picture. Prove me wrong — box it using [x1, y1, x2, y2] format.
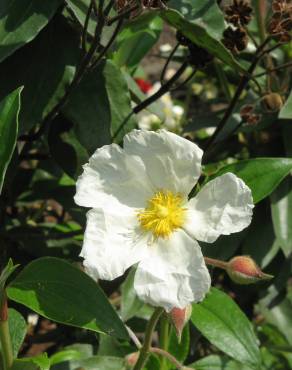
[138, 190, 186, 239]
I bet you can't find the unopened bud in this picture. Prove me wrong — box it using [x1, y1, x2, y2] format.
[227, 256, 273, 285]
[125, 352, 139, 368]
[262, 93, 283, 112]
[169, 305, 192, 342]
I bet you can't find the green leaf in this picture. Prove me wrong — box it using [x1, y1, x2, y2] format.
[8, 309, 27, 358]
[0, 15, 79, 134]
[7, 257, 128, 340]
[114, 13, 162, 69]
[120, 267, 153, 322]
[258, 293, 292, 345]
[189, 354, 254, 369]
[0, 0, 63, 63]
[121, 268, 145, 322]
[212, 158, 292, 203]
[50, 343, 94, 366]
[123, 72, 165, 121]
[0, 87, 22, 193]
[11, 354, 50, 370]
[51, 356, 126, 370]
[48, 118, 89, 180]
[279, 91, 292, 119]
[160, 8, 245, 72]
[63, 60, 136, 153]
[271, 176, 292, 257]
[167, 0, 225, 33]
[191, 288, 261, 367]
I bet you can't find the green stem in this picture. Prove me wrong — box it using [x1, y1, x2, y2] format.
[0, 318, 13, 370]
[204, 257, 228, 270]
[159, 314, 170, 370]
[133, 307, 164, 370]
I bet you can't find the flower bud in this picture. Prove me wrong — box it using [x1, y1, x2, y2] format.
[125, 352, 139, 368]
[169, 305, 192, 342]
[227, 256, 273, 285]
[262, 93, 283, 112]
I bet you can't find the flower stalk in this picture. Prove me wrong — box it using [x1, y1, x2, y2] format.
[133, 307, 164, 370]
[0, 297, 13, 370]
[159, 313, 170, 370]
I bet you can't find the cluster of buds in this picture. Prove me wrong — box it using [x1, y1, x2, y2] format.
[268, 0, 292, 42]
[176, 31, 214, 69]
[222, 0, 252, 53]
[240, 104, 261, 125]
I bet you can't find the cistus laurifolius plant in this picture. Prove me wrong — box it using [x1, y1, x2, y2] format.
[0, 0, 291, 369]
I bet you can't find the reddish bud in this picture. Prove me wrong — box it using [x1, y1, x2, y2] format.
[169, 305, 192, 342]
[125, 352, 139, 368]
[227, 256, 273, 285]
[134, 78, 152, 94]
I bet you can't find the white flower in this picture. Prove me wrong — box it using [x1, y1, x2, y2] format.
[75, 130, 254, 312]
[138, 83, 184, 132]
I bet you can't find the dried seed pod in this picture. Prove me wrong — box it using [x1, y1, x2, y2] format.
[222, 26, 249, 53]
[188, 43, 214, 68]
[225, 0, 253, 27]
[262, 93, 284, 111]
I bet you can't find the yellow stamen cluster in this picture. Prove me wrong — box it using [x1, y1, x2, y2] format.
[138, 190, 186, 239]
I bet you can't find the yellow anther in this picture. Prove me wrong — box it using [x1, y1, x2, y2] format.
[138, 190, 186, 239]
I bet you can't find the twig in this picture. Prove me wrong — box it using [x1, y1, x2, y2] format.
[126, 325, 142, 349]
[18, 0, 120, 144]
[150, 347, 185, 370]
[112, 61, 189, 140]
[254, 61, 292, 78]
[160, 42, 179, 85]
[89, 17, 124, 72]
[82, 1, 94, 52]
[133, 61, 189, 115]
[203, 36, 272, 157]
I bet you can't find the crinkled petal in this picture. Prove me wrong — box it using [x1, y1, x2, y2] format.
[184, 173, 254, 243]
[81, 205, 149, 280]
[74, 143, 153, 209]
[123, 130, 203, 196]
[134, 230, 211, 311]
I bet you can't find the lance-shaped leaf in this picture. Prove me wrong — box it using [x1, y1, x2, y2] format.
[0, 87, 22, 194]
[212, 158, 292, 203]
[0, 0, 64, 63]
[191, 288, 261, 367]
[160, 7, 245, 73]
[7, 257, 128, 340]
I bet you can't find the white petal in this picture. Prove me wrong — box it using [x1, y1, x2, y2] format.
[184, 173, 254, 243]
[134, 230, 211, 312]
[74, 143, 153, 209]
[81, 206, 148, 280]
[123, 130, 203, 196]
